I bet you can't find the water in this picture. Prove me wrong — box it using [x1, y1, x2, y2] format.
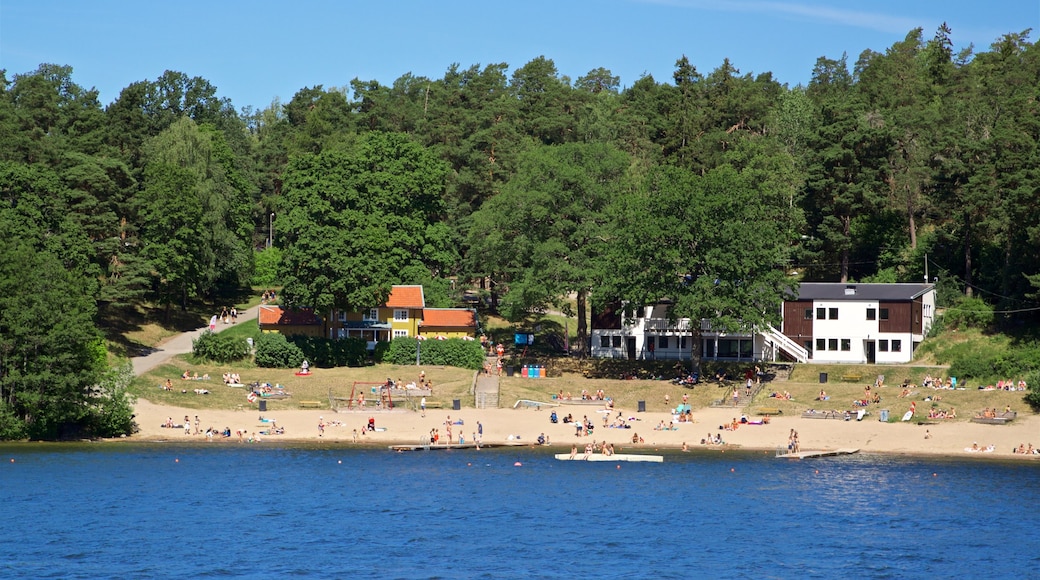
[2, 444, 1039, 579]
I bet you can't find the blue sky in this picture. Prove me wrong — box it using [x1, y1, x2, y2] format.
[1, 0, 1037, 111]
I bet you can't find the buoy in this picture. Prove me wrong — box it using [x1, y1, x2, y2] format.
[616, 465, 621, 469]
[467, 462, 472, 466]
[9, 458, 14, 463]
[337, 460, 342, 464]
[730, 468, 735, 472]
[815, 470, 819, 474]
[514, 461, 522, 466]
[175, 458, 179, 463]
[933, 473, 937, 477]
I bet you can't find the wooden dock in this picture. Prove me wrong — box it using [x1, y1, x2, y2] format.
[777, 448, 859, 459]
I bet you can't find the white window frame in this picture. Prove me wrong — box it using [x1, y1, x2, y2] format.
[393, 329, 409, 338]
[362, 308, 379, 321]
[393, 309, 409, 322]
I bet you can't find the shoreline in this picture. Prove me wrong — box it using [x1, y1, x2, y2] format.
[77, 398, 1040, 461]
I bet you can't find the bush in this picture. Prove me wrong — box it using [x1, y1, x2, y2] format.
[941, 295, 994, 331]
[85, 362, 137, 437]
[254, 332, 305, 368]
[1024, 370, 1040, 411]
[384, 337, 484, 370]
[192, 330, 251, 363]
[289, 336, 369, 367]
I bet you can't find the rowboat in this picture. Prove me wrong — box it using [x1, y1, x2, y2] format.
[554, 453, 663, 463]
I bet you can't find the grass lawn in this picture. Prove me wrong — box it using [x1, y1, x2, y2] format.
[131, 357, 478, 413]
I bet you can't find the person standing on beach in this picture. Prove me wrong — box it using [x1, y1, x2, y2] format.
[477, 421, 483, 443]
[184, 415, 191, 435]
[420, 397, 426, 417]
[318, 417, 325, 437]
[194, 415, 200, 435]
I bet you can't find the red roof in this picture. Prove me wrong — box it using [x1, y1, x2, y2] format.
[258, 305, 322, 326]
[420, 308, 476, 328]
[386, 285, 425, 309]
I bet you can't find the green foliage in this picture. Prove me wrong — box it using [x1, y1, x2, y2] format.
[251, 247, 281, 287]
[192, 330, 251, 363]
[288, 336, 369, 368]
[85, 362, 137, 437]
[941, 295, 995, 331]
[1024, 370, 1040, 411]
[253, 332, 305, 368]
[383, 337, 484, 370]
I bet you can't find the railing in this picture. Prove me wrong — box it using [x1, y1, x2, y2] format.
[761, 324, 809, 363]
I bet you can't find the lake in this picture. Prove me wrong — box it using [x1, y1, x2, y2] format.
[2, 443, 1038, 579]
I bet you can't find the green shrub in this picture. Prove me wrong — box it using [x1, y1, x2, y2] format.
[289, 336, 369, 367]
[1024, 370, 1040, 411]
[384, 337, 484, 370]
[192, 330, 251, 363]
[254, 332, 305, 368]
[940, 295, 994, 331]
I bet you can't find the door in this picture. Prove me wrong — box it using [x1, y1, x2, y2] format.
[865, 340, 876, 364]
[626, 337, 637, 360]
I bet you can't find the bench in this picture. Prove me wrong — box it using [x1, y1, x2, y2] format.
[298, 401, 324, 409]
[802, 410, 850, 420]
[841, 374, 863, 382]
[424, 401, 445, 409]
[756, 408, 783, 416]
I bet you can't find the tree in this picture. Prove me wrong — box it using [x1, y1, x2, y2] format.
[278, 132, 450, 313]
[468, 142, 631, 354]
[606, 164, 797, 372]
[0, 242, 108, 439]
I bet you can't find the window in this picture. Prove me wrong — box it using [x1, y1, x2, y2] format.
[804, 308, 813, 320]
[841, 339, 851, 351]
[337, 311, 347, 322]
[880, 308, 889, 320]
[393, 329, 409, 338]
[600, 336, 610, 348]
[659, 336, 669, 349]
[866, 308, 876, 321]
[829, 308, 838, 320]
[393, 309, 409, 321]
[680, 336, 688, 350]
[879, 340, 889, 352]
[612, 336, 622, 348]
[362, 308, 379, 321]
[816, 307, 826, 320]
[803, 340, 812, 352]
[828, 338, 838, 351]
[816, 338, 826, 351]
[891, 339, 902, 352]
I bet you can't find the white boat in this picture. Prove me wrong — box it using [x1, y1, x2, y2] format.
[554, 453, 663, 463]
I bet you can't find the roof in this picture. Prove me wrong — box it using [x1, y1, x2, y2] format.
[258, 305, 323, 326]
[792, 283, 934, 302]
[385, 285, 425, 309]
[420, 308, 477, 328]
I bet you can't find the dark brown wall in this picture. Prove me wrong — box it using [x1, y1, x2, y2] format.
[783, 300, 813, 340]
[879, 301, 911, 333]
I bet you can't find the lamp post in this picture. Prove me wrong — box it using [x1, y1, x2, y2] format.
[268, 213, 275, 248]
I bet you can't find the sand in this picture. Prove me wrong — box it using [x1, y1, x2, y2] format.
[127, 398, 1040, 459]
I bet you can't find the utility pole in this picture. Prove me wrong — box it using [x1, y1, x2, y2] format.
[269, 213, 275, 249]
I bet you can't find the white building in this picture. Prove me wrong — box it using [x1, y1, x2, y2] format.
[589, 283, 935, 365]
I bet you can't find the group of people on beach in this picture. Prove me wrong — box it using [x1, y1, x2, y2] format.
[569, 440, 616, 459]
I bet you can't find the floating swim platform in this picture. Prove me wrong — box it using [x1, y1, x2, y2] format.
[777, 448, 859, 459]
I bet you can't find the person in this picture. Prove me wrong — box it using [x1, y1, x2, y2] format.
[496, 343, 505, 358]
[477, 421, 483, 441]
[368, 417, 376, 432]
[537, 433, 546, 445]
[184, 415, 191, 435]
[569, 444, 577, 459]
[550, 411, 558, 424]
[194, 415, 200, 435]
[318, 417, 325, 437]
[420, 396, 426, 417]
[301, 359, 310, 374]
[682, 441, 689, 452]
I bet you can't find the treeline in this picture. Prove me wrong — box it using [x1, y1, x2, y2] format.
[0, 25, 1038, 436]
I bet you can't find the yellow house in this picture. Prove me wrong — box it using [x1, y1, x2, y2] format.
[257, 305, 324, 336]
[419, 308, 478, 338]
[330, 285, 425, 346]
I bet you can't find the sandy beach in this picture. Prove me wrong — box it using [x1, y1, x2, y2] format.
[127, 398, 1040, 459]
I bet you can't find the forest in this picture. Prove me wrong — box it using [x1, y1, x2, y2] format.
[0, 25, 1038, 438]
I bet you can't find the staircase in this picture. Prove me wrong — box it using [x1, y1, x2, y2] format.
[761, 325, 809, 363]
